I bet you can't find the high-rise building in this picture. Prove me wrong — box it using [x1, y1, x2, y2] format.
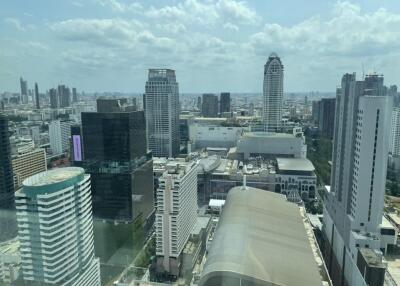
[11, 148, 46, 189]
[0, 114, 16, 242]
[58, 85, 71, 108]
[155, 160, 198, 276]
[220, 92, 231, 115]
[202, 93, 218, 117]
[263, 53, 284, 132]
[49, 88, 58, 109]
[72, 87, 78, 102]
[0, 114, 14, 208]
[197, 96, 202, 111]
[82, 111, 154, 222]
[318, 98, 336, 139]
[389, 85, 400, 107]
[390, 107, 400, 157]
[34, 82, 40, 110]
[312, 100, 320, 125]
[323, 73, 393, 286]
[145, 69, 180, 158]
[19, 77, 28, 104]
[49, 120, 74, 155]
[15, 167, 101, 285]
[49, 120, 62, 155]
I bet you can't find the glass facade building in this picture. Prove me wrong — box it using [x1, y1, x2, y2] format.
[0, 113, 16, 242]
[81, 111, 154, 223]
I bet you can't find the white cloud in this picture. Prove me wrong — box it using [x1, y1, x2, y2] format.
[28, 42, 50, 51]
[217, 0, 260, 25]
[72, 2, 84, 7]
[4, 17, 25, 31]
[140, 0, 258, 27]
[223, 22, 239, 31]
[95, 0, 142, 13]
[156, 23, 186, 34]
[248, 1, 400, 58]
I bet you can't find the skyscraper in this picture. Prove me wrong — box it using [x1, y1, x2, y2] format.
[49, 120, 73, 155]
[318, 98, 336, 139]
[49, 88, 58, 109]
[34, 82, 40, 110]
[0, 114, 14, 209]
[312, 100, 321, 125]
[58, 85, 71, 108]
[82, 110, 154, 222]
[155, 160, 198, 276]
[15, 167, 101, 285]
[82, 109, 154, 264]
[390, 107, 400, 157]
[323, 73, 393, 285]
[0, 114, 16, 242]
[263, 53, 284, 132]
[19, 77, 28, 104]
[220, 92, 231, 115]
[197, 96, 202, 111]
[145, 69, 180, 158]
[202, 93, 218, 117]
[72, 87, 78, 102]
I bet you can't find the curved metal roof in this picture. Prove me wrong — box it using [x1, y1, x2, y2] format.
[199, 187, 324, 286]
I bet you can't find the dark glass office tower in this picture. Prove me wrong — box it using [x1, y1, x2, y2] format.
[220, 92, 231, 114]
[72, 87, 78, 102]
[0, 114, 16, 242]
[202, 93, 218, 117]
[34, 82, 40, 110]
[82, 111, 154, 222]
[49, 88, 58, 109]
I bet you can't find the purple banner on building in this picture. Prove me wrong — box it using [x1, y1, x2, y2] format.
[73, 135, 82, 161]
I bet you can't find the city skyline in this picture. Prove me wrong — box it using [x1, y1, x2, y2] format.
[1, 0, 400, 93]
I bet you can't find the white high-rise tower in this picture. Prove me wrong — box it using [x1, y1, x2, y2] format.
[155, 160, 198, 276]
[323, 73, 393, 285]
[263, 53, 284, 132]
[15, 167, 100, 286]
[145, 69, 180, 158]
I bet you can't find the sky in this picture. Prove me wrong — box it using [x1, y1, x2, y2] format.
[1, 0, 400, 93]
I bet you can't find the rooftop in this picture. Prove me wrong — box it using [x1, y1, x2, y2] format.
[277, 157, 315, 172]
[359, 248, 385, 268]
[23, 167, 84, 187]
[199, 187, 325, 286]
[242, 131, 295, 138]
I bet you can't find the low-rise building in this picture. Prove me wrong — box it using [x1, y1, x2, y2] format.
[0, 239, 20, 284]
[236, 130, 307, 160]
[189, 124, 247, 150]
[275, 157, 317, 202]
